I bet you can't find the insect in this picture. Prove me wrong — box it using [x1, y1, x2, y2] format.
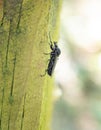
[41, 33, 61, 76]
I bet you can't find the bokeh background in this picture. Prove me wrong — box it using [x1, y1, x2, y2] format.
[51, 0, 101, 130]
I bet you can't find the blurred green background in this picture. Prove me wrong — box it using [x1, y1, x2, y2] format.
[51, 0, 101, 130]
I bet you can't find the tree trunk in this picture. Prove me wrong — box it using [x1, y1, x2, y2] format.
[0, 0, 62, 130]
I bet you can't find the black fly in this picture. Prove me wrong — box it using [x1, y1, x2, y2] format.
[41, 33, 61, 76]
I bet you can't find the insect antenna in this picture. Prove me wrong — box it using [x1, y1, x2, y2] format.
[49, 32, 53, 46]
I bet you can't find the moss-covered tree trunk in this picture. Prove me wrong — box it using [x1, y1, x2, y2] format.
[0, 0, 61, 130]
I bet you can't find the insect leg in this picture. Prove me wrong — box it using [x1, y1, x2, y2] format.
[40, 69, 47, 77]
[43, 52, 50, 55]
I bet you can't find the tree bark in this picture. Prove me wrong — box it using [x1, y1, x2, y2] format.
[0, 0, 62, 130]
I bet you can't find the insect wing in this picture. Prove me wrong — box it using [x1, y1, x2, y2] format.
[47, 56, 57, 76]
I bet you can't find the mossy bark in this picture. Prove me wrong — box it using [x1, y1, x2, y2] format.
[0, 0, 62, 130]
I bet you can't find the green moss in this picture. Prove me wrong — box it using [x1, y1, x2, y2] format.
[9, 95, 14, 105]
